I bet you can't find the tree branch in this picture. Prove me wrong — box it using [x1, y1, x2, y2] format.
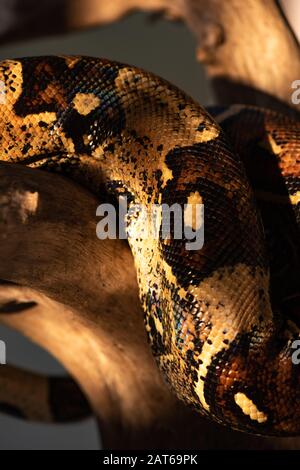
[182, 0, 300, 114]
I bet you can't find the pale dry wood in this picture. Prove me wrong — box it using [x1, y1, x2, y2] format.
[68, 0, 180, 27]
[181, 0, 300, 113]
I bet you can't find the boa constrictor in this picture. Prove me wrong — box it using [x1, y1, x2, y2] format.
[0, 56, 299, 436]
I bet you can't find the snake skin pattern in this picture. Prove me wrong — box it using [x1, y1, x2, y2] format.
[0, 56, 299, 435]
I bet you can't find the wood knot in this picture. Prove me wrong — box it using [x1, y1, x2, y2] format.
[196, 22, 225, 64]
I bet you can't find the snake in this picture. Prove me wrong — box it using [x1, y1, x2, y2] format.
[0, 55, 299, 436]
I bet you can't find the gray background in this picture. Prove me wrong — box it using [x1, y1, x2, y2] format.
[0, 12, 212, 450]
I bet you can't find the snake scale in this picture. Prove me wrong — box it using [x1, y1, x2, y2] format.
[0, 56, 299, 436]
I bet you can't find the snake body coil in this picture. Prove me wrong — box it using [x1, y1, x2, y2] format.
[0, 56, 299, 435]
